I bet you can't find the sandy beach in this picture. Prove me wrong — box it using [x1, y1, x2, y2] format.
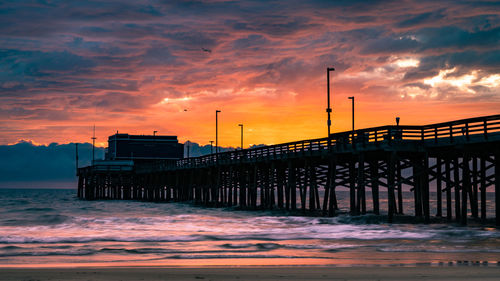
[1, 266, 500, 281]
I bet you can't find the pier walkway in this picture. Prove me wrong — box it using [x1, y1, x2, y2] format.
[78, 114, 500, 225]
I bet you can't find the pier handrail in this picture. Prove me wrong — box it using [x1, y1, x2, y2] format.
[160, 114, 500, 170]
[107, 114, 500, 173]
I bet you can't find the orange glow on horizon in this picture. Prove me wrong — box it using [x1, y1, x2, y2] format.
[21, 91, 497, 148]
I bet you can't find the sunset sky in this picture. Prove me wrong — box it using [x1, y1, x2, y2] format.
[1, 0, 499, 148]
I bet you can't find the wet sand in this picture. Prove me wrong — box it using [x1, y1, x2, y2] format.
[1, 266, 500, 281]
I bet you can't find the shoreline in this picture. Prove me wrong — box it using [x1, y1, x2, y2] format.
[1, 266, 500, 281]
[1, 261, 499, 269]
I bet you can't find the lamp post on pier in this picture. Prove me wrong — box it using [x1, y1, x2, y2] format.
[327, 67, 335, 149]
[238, 124, 243, 150]
[91, 124, 96, 166]
[395, 116, 401, 140]
[348, 96, 355, 144]
[348, 96, 354, 131]
[216, 110, 221, 157]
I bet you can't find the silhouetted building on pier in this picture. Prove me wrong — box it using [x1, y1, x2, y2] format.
[105, 134, 183, 161]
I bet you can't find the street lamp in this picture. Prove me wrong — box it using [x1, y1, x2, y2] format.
[327, 67, 335, 148]
[91, 124, 96, 166]
[238, 124, 243, 150]
[395, 117, 402, 140]
[348, 96, 354, 131]
[216, 110, 221, 155]
[209, 140, 214, 154]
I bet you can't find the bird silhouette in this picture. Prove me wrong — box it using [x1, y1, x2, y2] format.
[201, 47, 212, 53]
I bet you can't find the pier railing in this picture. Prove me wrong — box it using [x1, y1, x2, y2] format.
[137, 114, 500, 172]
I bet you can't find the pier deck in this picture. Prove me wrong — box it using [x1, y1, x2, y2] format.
[78, 114, 500, 225]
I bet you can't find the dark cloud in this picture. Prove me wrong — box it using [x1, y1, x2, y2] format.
[0, 49, 96, 77]
[360, 25, 500, 55]
[64, 1, 164, 21]
[396, 10, 447, 28]
[248, 57, 308, 86]
[305, 0, 395, 11]
[67, 37, 134, 57]
[404, 50, 500, 81]
[403, 82, 432, 90]
[164, 31, 218, 49]
[233, 34, 270, 49]
[0, 107, 70, 121]
[92, 92, 150, 112]
[226, 16, 321, 36]
[446, 50, 500, 71]
[418, 26, 500, 50]
[139, 46, 181, 66]
[360, 36, 419, 55]
[337, 15, 378, 24]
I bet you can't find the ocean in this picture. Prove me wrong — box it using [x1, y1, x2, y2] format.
[1, 188, 499, 267]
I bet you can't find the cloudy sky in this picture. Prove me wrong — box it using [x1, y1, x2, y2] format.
[1, 0, 499, 148]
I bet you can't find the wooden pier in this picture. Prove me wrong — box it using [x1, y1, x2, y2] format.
[78, 114, 500, 225]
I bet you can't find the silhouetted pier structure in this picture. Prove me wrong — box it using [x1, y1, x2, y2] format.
[78, 114, 500, 225]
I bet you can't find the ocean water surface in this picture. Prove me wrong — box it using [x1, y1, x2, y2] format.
[0, 188, 499, 267]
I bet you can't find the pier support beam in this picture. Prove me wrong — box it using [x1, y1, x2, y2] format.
[480, 157, 486, 222]
[472, 157, 479, 218]
[422, 156, 430, 224]
[387, 153, 396, 223]
[277, 164, 285, 209]
[436, 157, 442, 217]
[370, 161, 380, 215]
[446, 159, 452, 221]
[77, 175, 83, 198]
[327, 158, 337, 217]
[349, 159, 357, 215]
[454, 157, 461, 223]
[496, 153, 500, 226]
[288, 161, 297, 210]
[397, 160, 403, 215]
[462, 155, 470, 225]
[412, 158, 422, 218]
[357, 154, 366, 215]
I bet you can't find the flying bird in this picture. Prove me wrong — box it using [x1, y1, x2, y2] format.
[201, 47, 212, 53]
